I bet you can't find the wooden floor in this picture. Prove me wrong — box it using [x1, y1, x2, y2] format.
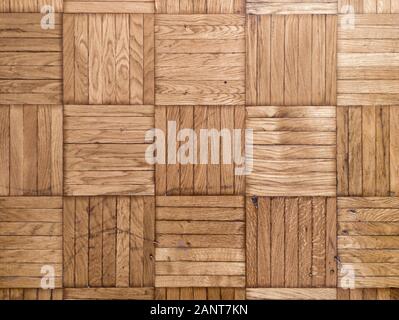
[1, 0, 399, 300]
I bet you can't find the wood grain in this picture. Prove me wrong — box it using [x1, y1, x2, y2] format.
[155, 196, 245, 287]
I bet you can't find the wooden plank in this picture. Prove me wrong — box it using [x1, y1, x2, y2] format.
[156, 207, 244, 221]
[156, 234, 244, 248]
[234, 106, 245, 195]
[339, 236, 399, 249]
[63, 288, 154, 300]
[179, 106, 194, 195]
[339, 208, 399, 221]
[75, 197, 89, 287]
[337, 107, 349, 196]
[0, 52, 61, 66]
[0, 222, 61, 236]
[88, 197, 103, 287]
[155, 262, 245, 275]
[390, 107, 399, 195]
[156, 196, 244, 207]
[246, 14, 257, 105]
[247, 3, 338, 15]
[312, 15, 326, 105]
[247, 288, 337, 300]
[155, 106, 167, 195]
[166, 106, 180, 195]
[298, 197, 312, 287]
[155, 276, 245, 288]
[348, 107, 362, 196]
[102, 196, 116, 286]
[89, 14, 103, 104]
[257, 15, 271, 105]
[22, 106, 37, 195]
[64, 2, 155, 13]
[326, 198, 337, 287]
[270, 15, 284, 105]
[9, 105, 23, 195]
[130, 196, 144, 286]
[156, 39, 245, 54]
[143, 14, 155, 104]
[0, 209, 61, 222]
[376, 106, 390, 195]
[339, 249, 399, 263]
[207, 106, 221, 195]
[0, 106, 9, 195]
[0, 197, 62, 208]
[155, 248, 245, 262]
[156, 221, 244, 235]
[0, 236, 61, 250]
[37, 106, 51, 195]
[50, 105, 62, 195]
[74, 14, 89, 104]
[339, 222, 399, 235]
[130, 13, 144, 104]
[285, 197, 298, 287]
[312, 198, 326, 287]
[115, 13, 130, 104]
[64, 105, 154, 117]
[338, 197, 399, 208]
[246, 197, 257, 287]
[64, 116, 153, 130]
[155, 14, 245, 26]
[116, 196, 130, 287]
[271, 197, 285, 287]
[284, 15, 298, 105]
[64, 14, 75, 104]
[143, 196, 155, 286]
[298, 15, 312, 104]
[326, 15, 337, 105]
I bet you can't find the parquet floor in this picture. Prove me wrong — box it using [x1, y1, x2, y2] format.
[1, 0, 399, 300]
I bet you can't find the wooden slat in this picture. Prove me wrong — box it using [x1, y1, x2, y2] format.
[247, 288, 337, 300]
[64, 2, 155, 13]
[63, 288, 154, 300]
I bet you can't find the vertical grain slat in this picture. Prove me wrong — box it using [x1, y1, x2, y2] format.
[63, 197, 75, 287]
[9, 105, 23, 196]
[130, 14, 144, 104]
[298, 197, 312, 287]
[0, 105, 9, 195]
[89, 14, 103, 104]
[102, 196, 117, 287]
[130, 196, 144, 286]
[143, 196, 155, 286]
[246, 196, 257, 287]
[180, 106, 194, 195]
[271, 15, 285, 105]
[116, 14, 130, 104]
[246, 15, 257, 105]
[390, 107, 399, 196]
[285, 197, 299, 287]
[75, 197, 89, 287]
[271, 197, 285, 287]
[89, 196, 103, 287]
[63, 14, 75, 104]
[257, 15, 271, 105]
[74, 14, 89, 104]
[348, 106, 363, 196]
[362, 106, 376, 196]
[284, 15, 299, 105]
[143, 14, 155, 104]
[37, 105, 51, 195]
[116, 196, 130, 287]
[258, 197, 271, 287]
